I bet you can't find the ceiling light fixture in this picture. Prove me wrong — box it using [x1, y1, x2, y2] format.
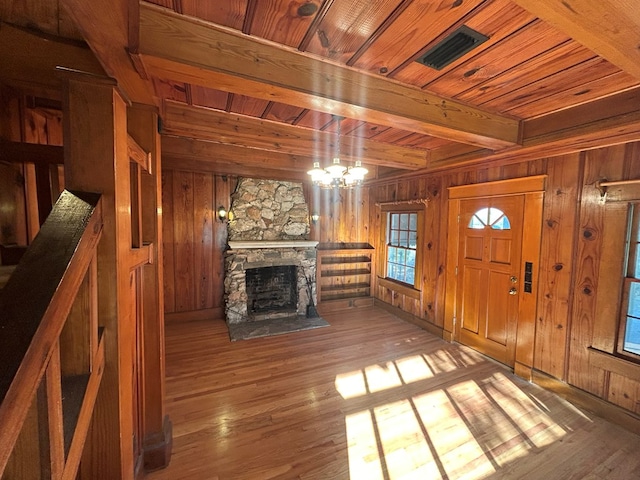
[307, 115, 368, 188]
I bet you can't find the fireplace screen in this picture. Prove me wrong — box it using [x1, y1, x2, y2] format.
[245, 265, 298, 315]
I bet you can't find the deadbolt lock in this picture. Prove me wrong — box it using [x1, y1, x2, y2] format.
[510, 276, 518, 283]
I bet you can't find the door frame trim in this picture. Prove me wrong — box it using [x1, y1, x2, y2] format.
[444, 175, 546, 375]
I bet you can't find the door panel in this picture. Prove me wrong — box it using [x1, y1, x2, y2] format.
[456, 195, 524, 366]
[490, 238, 512, 264]
[486, 271, 511, 345]
[461, 266, 484, 334]
[465, 235, 484, 260]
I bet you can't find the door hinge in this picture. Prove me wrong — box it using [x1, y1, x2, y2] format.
[455, 266, 458, 275]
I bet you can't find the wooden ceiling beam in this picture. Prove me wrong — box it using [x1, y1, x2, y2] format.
[162, 136, 381, 181]
[162, 101, 427, 170]
[0, 23, 104, 92]
[427, 87, 640, 171]
[162, 155, 308, 181]
[512, 0, 640, 81]
[162, 147, 309, 181]
[137, 3, 521, 150]
[59, 0, 155, 105]
[162, 136, 313, 171]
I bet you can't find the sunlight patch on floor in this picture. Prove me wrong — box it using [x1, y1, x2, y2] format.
[365, 362, 403, 393]
[340, 353, 571, 479]
[346, 410, 384, 480]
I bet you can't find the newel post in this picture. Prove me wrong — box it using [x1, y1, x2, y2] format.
[60, 69, 135, 479]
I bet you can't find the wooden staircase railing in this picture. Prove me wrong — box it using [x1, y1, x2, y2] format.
[0, 189, 104, 479]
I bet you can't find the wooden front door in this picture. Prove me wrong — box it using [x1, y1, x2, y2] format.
[456, 195, 525, 366]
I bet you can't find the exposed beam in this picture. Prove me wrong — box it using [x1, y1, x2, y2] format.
[0, 23, 104, 92]
[162, 136, 314, 172]
[162, 150, 308, 182]
[162, 101, 427, 170]
[59, 0, 155, 104]
[523, 86, 640, 142]
[427, 88, 640, 171]
[162, 136, 381, 181]
[0, 141, 64, 164]
[423, 86, 640, 171]
[137, 3, 520, 150]
[512, 0, 640, 81]
[162, 156, 307, 181]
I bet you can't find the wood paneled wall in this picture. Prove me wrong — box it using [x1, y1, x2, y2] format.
[307, 185, 370, 244]
[0, 84, 64, 249]
[161, 169, 234, 318]
[369, 143, 640, 417]
[161, 172, 368, 318]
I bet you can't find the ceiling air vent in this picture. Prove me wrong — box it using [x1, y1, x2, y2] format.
[416, 25, 488, 70]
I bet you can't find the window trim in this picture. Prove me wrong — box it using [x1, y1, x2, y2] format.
[616, 204, 640, 362]
[378, 203, 424, 291]
[593, 196, 640, 365]
[617, 277, 640, 361]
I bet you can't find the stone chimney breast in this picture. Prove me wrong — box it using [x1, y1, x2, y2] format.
[228, 178, 310, 241]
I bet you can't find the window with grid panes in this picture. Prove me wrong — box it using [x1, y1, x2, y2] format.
[386, 212, 418, 286]
[619, 203, 640, 358]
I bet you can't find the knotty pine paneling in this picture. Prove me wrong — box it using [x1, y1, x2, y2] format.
[608, 372, 640, 415]
[534, 153, 582, 379]
[308, 186, 370, 244]
[369, 141, 640, 417]
[162, 169, 233, 316]
[567, 146, 626, 396]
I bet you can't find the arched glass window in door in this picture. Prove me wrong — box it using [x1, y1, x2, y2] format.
[468, 207, 511, 230]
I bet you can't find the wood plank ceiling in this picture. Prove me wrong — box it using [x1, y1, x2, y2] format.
[4, 0, 640, 179]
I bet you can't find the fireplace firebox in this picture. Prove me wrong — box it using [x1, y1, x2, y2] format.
[246, 265, 298, 316]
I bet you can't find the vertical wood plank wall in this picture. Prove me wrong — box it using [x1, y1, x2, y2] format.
[161, 173, 369, 320]
[0, 85, 64, 250]
[369, 143, 640, 417]
[161, 169, 234, 318]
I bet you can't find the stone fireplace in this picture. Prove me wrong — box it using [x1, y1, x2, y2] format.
[224, 179, 318, 324]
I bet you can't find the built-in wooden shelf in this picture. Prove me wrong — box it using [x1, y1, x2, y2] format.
[320, 268, 371, 277]
[316, 243, 374, 311]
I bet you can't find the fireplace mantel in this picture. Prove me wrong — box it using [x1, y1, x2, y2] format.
[228, 240, 319, 250]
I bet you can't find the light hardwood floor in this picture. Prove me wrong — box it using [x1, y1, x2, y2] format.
[147, 307, 640, 479]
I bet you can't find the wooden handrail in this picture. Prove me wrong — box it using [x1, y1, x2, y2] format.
[0, 189, 103, 475]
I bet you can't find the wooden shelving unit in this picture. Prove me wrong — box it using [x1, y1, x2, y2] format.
[316, 243, 375, 312]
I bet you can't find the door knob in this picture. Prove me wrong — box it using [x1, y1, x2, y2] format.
[509, 287, 517, 295]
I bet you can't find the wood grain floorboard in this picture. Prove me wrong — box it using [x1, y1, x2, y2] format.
[147, 307, 640, 479]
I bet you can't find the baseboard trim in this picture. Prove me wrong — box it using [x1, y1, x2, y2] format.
[374, 299, 444, 338]
[532, 370, 640, 436]
[143, 415, 173, 472]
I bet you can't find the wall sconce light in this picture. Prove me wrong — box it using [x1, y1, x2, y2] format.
[311, 212, 320, 224]
[217, 205, 228, 222]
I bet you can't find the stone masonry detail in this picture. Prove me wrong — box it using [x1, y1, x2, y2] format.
[228, 178, 310, 241]
[224, 178, 316, 324]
